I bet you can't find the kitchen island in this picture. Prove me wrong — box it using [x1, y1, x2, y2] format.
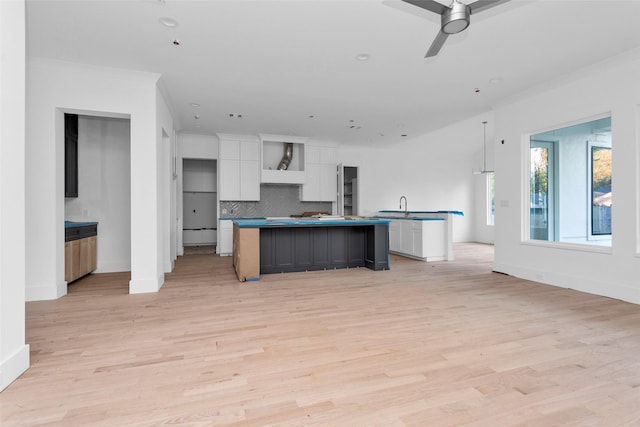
[232, 218, 390, 282]
[376, 210, 463, 261]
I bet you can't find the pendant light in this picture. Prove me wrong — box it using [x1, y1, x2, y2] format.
[473, 120, 494, 174]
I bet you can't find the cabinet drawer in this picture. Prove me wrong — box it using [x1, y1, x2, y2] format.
[65, 224, 98, 241]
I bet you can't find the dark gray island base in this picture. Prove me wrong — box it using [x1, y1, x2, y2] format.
[232, 219, 390, 281]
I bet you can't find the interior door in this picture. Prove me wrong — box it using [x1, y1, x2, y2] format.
[337, 163, 344, 215]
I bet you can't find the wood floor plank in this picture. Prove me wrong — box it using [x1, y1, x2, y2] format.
[2, 243, 640, 426]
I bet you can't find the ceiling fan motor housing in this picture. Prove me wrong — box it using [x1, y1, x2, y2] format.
[442, 1, 471, 34]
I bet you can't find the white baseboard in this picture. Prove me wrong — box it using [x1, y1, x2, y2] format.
[1, 344, 30, 392]
[94, 260, 131, 273]
[129, 273, 164, 294]
[493, 262, 640, 305]
[25, 280, 67, 301]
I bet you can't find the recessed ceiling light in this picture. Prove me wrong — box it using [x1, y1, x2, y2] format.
[189, 102, 200, 107]
[159, 17, 178, 27]
[355, 53, 370, 61]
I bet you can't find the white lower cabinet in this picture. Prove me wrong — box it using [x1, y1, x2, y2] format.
[400, 220, 413, 255]
[218, 219, 233, 256]
[389, 220, 401, 252]
[388, 219, 447, 261]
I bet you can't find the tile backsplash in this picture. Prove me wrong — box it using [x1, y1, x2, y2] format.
[220, 184, 332, 218]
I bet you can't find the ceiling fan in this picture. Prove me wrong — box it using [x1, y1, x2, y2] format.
[401, 0, 511, 57]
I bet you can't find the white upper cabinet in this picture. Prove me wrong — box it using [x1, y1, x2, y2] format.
[217, 134, 260, 201]
[183, 159, 216, 192]
[260, 134, 306, 184]
[301, 144, 337, 202]
[219, 138, 240, 160]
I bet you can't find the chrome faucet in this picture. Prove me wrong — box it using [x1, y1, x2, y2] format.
[399, 196, 408, 215]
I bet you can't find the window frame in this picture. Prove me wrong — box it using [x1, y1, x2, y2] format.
[587, 141, 612, 240]
[529, 140, 557, 242]
[521, 113, 612, 252]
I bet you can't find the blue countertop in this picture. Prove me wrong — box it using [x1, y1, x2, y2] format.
[374, 216, 444, 221]
[234, 218, 390, 228]
[378, 210, 464, 216]
[220, 217, 266, 220]
[65, 220, 98, 228]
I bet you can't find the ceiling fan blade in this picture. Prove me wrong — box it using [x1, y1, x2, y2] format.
[401, 0, 448, 15]
[468, 0, 511, 14]
[425, 30, 449, 57]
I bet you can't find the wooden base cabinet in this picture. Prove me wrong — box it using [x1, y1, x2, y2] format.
[65, 236, 97, 283]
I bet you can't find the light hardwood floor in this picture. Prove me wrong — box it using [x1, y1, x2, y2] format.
[2, 243, 640, 426]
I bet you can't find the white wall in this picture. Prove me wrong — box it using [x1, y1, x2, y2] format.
[493, 49, 640, 304]
[0, 0, 30, 391]
[338, 114, 492, 243]
[156, 85, 176, 274]
[26, 58, 167, 299]
[472, 118, 496, 244]
[65, 116, 131, 273]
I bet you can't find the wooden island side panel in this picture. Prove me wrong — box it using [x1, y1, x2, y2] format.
[232, 225, 260, 282]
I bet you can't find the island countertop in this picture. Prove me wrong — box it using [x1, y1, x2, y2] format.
[378, 210, 464, 216]
[374, 216, 444, 221]
[233, 218, 390, 228]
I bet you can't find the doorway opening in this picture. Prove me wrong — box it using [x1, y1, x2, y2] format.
[64, 114, 132, 292]
[182, 159, 217, 252]
[338, 165, 358, 216]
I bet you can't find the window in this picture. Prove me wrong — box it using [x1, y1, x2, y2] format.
[487, 172, 495, 226]
[530, 141, 556, 240]
[589, 143, 612, 237]
[527, 116, 611, 247]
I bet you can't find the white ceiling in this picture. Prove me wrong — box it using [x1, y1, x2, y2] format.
[25, 0, 640, 146]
